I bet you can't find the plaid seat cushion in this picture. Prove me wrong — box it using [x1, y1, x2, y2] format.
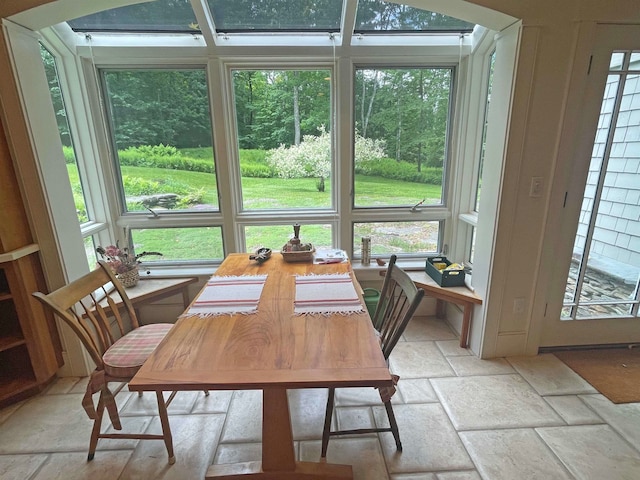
[103, 323, 173, 378]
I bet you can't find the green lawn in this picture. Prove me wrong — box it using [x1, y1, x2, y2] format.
[70, 164, 442, 259]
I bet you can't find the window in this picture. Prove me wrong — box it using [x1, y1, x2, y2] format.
[245, 224, 332, 252]
[131, 227, 224, 262]
[40, 44, 89, 225]
[102, 68, 218, 214]
[354, 221, 440, 256]
[474, 49, 495, 213]
[25, 1, 494, 271]
[354, 67, 452, 208]
[231, 68, 332, 210]
[355, 0, 474, 33]
[67, 0, 199, 33]
[207, 0, 343, 32]
[563, 50, 640, 319]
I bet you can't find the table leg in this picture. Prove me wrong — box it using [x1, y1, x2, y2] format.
[205, 388, 353, 479]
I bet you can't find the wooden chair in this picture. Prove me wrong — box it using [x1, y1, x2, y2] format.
[33, 260, 199, 464]
[321, 254, 424, 457]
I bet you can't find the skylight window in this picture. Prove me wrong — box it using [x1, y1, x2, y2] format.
[207, 0, 343, 32]
[67, 0, 199, 33]
[355, 0, 474, 33]
[66, 0, 474, 37]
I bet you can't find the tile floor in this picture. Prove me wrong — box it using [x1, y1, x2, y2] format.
[1, 316, 640, 480]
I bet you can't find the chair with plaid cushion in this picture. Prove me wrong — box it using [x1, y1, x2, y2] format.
[33, 260, 202, 464]
[321, 254, 424, 457]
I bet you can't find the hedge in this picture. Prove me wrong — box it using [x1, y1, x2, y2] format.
[64, 145, 442, 184]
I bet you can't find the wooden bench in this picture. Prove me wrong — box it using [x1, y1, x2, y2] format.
[380, 270, 482, 348]
[94, 277, 198, 319]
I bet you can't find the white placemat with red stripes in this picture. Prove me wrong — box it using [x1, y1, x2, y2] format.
[294, 273, 364, 315]
[185, 274, 268, 317]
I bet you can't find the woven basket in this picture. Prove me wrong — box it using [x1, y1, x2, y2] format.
[117, 269, 140, 288]
[281, 244, 315, 263]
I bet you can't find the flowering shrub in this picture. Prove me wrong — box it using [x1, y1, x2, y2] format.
[266, 127, 387, 190]
[96, 242, 163, 274]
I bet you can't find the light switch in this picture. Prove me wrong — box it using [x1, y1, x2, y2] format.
[529, 177, 543, 197]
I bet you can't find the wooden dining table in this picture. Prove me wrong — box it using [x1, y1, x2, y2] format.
[128, 252, 392, 479]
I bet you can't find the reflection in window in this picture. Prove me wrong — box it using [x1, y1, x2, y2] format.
[84, 236, 98, 269]
[353, 221, 440, 258]
[102, 68, 218, 213]
[40, 44, 89, 225]
[67, 0, 199, 33]
[244, 224, 332, 252]
[474, 49, 496, 212]
[468, 226, 476, 265]
[232, 69, 332, 210]
[355, 0, 474, 32]
[354, 67, 452, 208]
[207, 0, 342, 32]
[130, 227, 224, 262]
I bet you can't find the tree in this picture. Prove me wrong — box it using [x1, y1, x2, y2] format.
[355, 67, 451, 169]
[233, 69, 330, 150]
[103, 69, 212, 149]
[267, 128, 386, 191]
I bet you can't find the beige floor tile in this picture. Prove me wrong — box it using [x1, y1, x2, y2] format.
[98, 416, 153, 452]
[334, 405, 377, 433]
[435, 472, 481, 480]
[289, 388, 328, 440]
[120, 390, 203, 416]
[0, 454, 47, 480]
[120, 413, 224, 479]
[33, 451, 133, 480]
[446, 356, 515, 376]
[219, 390, 262, 443]
[43, 376, 84, 395]
[431, 375, 564, 430]
[543, 395, 604, 425]
[579, 394, 640, 449]
[69, 377, 89, 394]
[396, 378, 439, 404]
[374, 403, 473, 473]
[0, 394, 93, 453]
[390, 342, 455, 379]
[0, 402, 24, 425]
[403, 317, 458, 342]
[5, 314, 640, 480]
[460, 428, 573, 480]
[301, 437, 389, 480]
[435, 340, 472, 357]
[335, 386, 384, 406]
[214, 442, 262, 465]
[391, 473, 437, 480]
[508, 354, 597, 396]
[537, 424, 640, 480]
[190, 390, 233, 414]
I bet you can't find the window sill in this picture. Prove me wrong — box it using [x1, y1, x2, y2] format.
[141, 258, 427, 280]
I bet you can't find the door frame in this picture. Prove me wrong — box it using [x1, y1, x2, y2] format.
[534, 23, 640, 348]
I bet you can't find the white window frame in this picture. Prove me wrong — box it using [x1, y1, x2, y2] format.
[8, 17, 506, 278]
[452, 28, 497, 267]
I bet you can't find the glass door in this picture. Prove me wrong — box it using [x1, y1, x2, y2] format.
[540, 25, 640, 347]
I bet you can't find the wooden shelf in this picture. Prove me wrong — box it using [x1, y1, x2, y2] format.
[0, 375, 39, 406]
[0, 244, 39, 264]
[0, 334, 26, 352]
[0, 250, 61, 406]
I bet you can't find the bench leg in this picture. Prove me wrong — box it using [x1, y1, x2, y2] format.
[460, 303, 472, 348]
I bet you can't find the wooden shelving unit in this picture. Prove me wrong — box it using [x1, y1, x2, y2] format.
[0, 245, 62, 407]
